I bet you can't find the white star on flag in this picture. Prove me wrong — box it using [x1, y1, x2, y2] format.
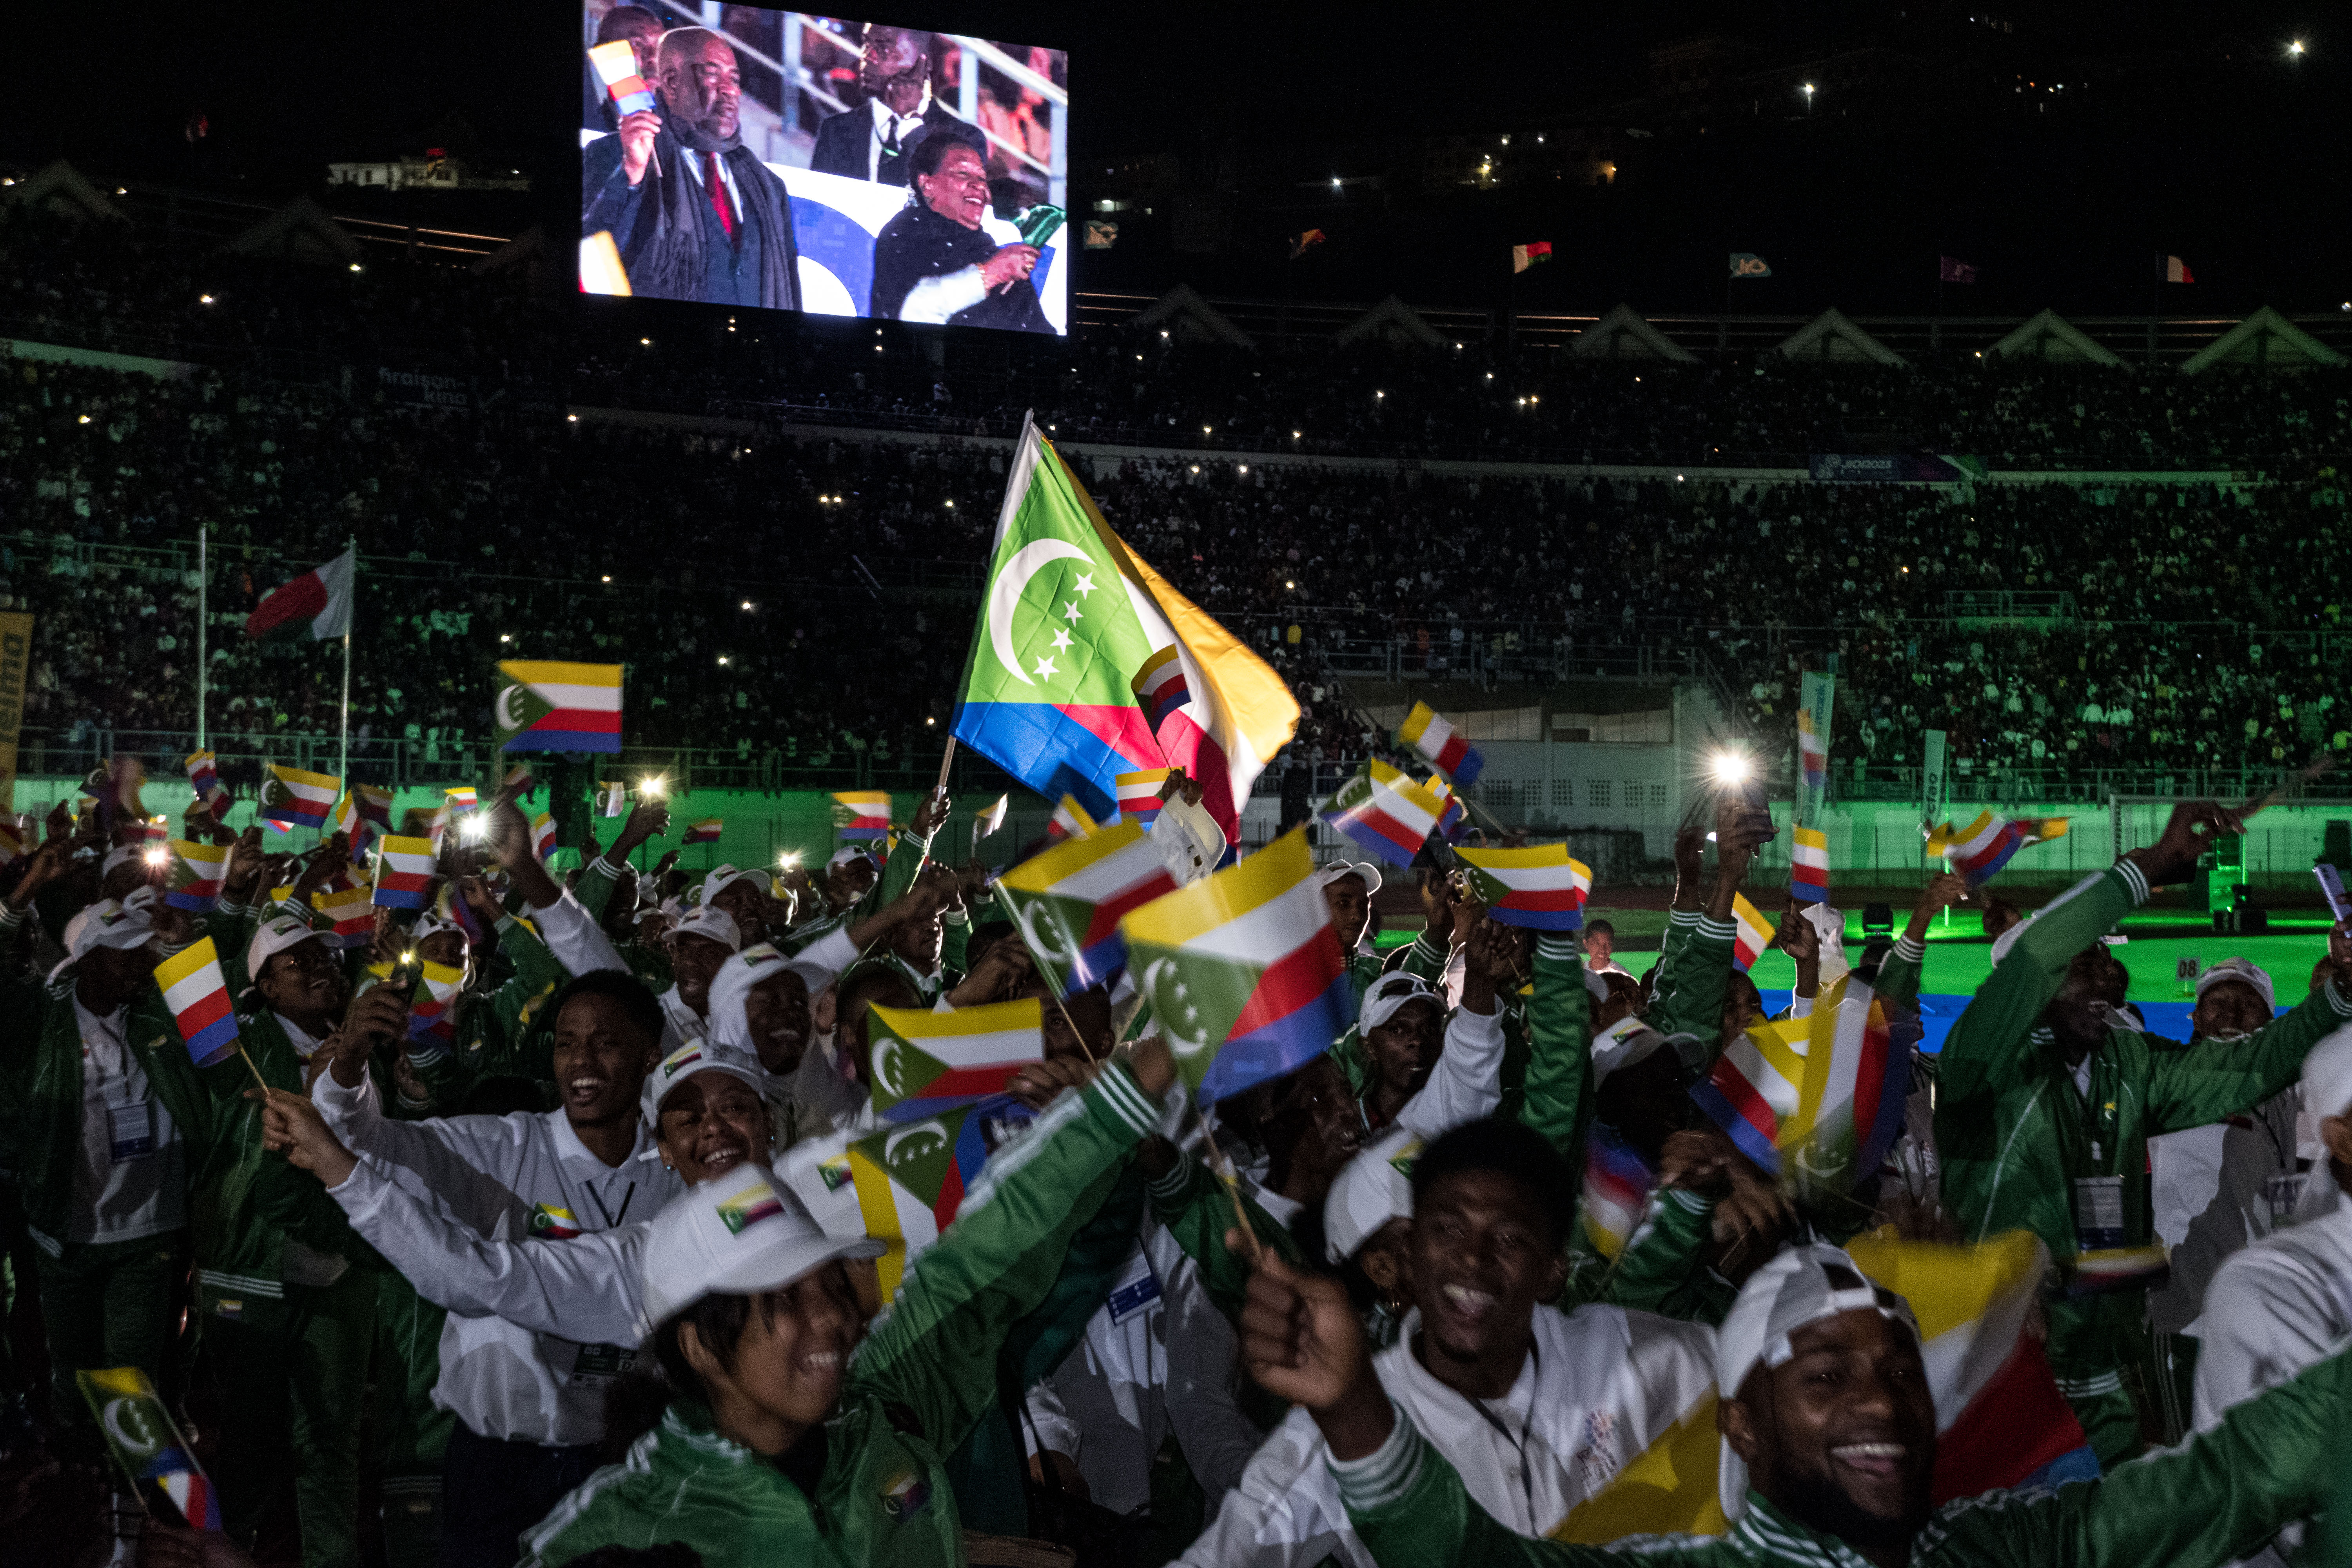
[1072, 572, 1096, 597]
[1034, 655, 1058, 679]
[1051, 628, 1074, 651]
[1063, 601, 1083, 622]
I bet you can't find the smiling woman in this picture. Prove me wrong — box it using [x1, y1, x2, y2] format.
[867, 134, 1054, 332]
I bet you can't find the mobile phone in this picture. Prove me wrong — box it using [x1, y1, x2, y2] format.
[2316, 865, 2352, 927]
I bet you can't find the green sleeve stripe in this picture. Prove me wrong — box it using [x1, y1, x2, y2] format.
[1327, 1402, 1426, 1513]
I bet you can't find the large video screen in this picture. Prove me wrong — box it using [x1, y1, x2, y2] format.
[579, 3, 1069, 336]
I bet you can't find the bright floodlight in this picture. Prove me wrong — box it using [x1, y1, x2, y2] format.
[1711, 750, 1753, 786]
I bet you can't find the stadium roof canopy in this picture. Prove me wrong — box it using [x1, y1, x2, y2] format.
[220, 197, 362, 267]
[1, 161, 130, 227]
[2180, 307, 2348, 373]
[1569, 303, 1700, 362]
[1336, 295, 1450, 350]
[1985, 309, 2125, 366]
[1777, 307, 1907, 366]
[1134, 283, 1254, 348]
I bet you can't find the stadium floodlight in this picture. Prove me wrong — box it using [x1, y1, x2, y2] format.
[2289, 39, 2305, 55]
[1710, 750, 1753, 787]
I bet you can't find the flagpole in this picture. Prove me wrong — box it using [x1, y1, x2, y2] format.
[195, 525, 208, 753]
[338, 536, 353, 785]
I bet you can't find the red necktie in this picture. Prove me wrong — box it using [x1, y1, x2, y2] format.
[704, 151, 736, 241]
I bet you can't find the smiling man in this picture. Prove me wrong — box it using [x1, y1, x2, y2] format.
[308, 968, 679, 1568]
[1245, 1239, 2352, 1568]
[868, 134, 1053, 332]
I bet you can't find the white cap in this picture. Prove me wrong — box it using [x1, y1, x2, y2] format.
[826, 845, 880, 873]
[51, 891, 160, 982]
[1358, 971, 1441, 1036]
[639, 1168, 883, 1328]
[705, 942, 831, 1054]
[409, 911, 463, 947]
[1802, 904, 1850, 985]
[2301, 1022, 2352, 1122]
[670, 906, 741, 953]
[1713, 1242, 1919, 1520]
[1317, 859, 1383, 897]
[1323, 1126, 1420, 1263]
[243, 913, 325, 983]
[639, 1036, 770, 1127]
[2196, 956, 2275, 1013]
[701, 864, 767, 907]
[1590, 1015, 1671, 1087]
[99, 844, 138, 875]
[1584, 969, 1613, 1003]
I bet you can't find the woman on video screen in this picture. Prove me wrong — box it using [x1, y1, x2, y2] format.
[868, 133, 1053, 334]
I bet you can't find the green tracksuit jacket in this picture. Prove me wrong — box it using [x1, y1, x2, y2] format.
[519, 1058, 1168, 1568]
[1933, 859, 2352, 1457]
[1327, 1332, 2352, 1568]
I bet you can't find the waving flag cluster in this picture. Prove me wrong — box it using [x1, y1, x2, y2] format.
[165, 841, 227, 913]
[1790, 826, 1831, 902]
[494, 661, 623, 753]
[1115, 768, 1169, 829]
[1120, 828, 1351, 1104]
[1730, 894, 1776, 973]
[1690, 972, 1904, 1200]
[260, 765, 339, 832]
[373, 835, 436, 909]
[994, 820, 1176, 996]
[832, 791, 892, 840]
[1319, 760, 1444, 869]
[1454, 842, 1592, 931]
[1397, 701, 1485, 786]
[1927, 810, 2070, 887]
[184, 750, 227, 811]
[156, 938, 239, 1069]
[867, 998, 1045, 1122]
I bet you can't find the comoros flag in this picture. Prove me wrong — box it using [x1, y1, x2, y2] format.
[1927, 810, 2070, 887]
[1397, 700, 1484, 787]
[260, 765, 339, 832]
[867, 998, 1045, 1122]
[183, 750, 227, 810]
[1119, 827, 1352, 1104]
[682, 818, 723, 846]
[76, 1367, 222, 1531]
[165, 841, 227, 913]
[831, 791, 891, 840]
[314, 878, 376, 949]
[406, 959, 466, 1049]
[1581, 1120, 1655, 1261]
[1798, 708, 1828, 791]
[373, 835, 436, 909]
[530, 812, 558, 863]
[1730, 893, 1775, 973]
[1319, 760, 1444, 869]
[494, 661, 623, 753]
[782, 1104, 1000, 1304]
[995, 819, 1176, 996]
[1454, 842, 1592, 931]
[155, 938, 239, 1069]
[1790, 825, 1831, 902]
[1689, 972, 1904, 1200]
[1115, 768, 1170, 830]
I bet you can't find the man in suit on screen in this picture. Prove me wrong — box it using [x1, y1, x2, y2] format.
[809, 23, 984, 186]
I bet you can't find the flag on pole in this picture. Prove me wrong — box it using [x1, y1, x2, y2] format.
[1690, 973, 1902, 1194]
[1319, 761, 1444, 869]
[1047, 795, 1098, 841]
[1790, 826, 1831, 902]
[77, 1367, 221, 1530]
[1926, 810, 2069, 887]
[406, 959, 466, 1047]
[867, 998, 1046, 1122]
[682, 818, 723, 846]
[1454, 842, 1593, 931]
[1730, 894, 1775, 973]
[951, 417, 1298, 841]
[259, 765, 339, 832]
[831, 791, 892, 840]
[1119, 828, 1351, 1104]
[1289, 227, 1325, 260]
[1843, 1230, 2089, 1503]
[1728, 252, 1772, 278]
[1580, 1122, 1655, 1261]
[165, 841, 227, 913]
[494, 661, 623, 753]
[2163, 254, 2195, 283]
[975, 793, 1009, 839]
[1798, 710, 1828, 792]
[155, 938, 239, 1069]
[243, 547, 355, 641]
[1938, 256, 1978, 284]
[586, 38, 657, 116]
[1512, 240, 1553, 273]
[1427, 776, 1467, 843]
[530, 812, 557, 862]
[785, 1107, 996, 1303]
[596, 781, 627, 817]
[314, 879, 376, 948]
[373, 835, 436, 909]
[1115, 768, 1171, 830]
[995, 820, 1178, 996]
[1396, 701, 1485, 786]
[183, 750, 227, 810]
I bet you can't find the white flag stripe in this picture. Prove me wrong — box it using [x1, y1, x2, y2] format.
[1470, 860, 1592, 894]
[1724, 1033, 1801, 1122]
[1158, 875, 1327, 965]
[1050, 840, 1170, 903]
[894, 1025, 1043, 1069]
[524, 681, 624, 711]
[1919, 1270, 2040, 1432]
[162, 966, 224, 1016]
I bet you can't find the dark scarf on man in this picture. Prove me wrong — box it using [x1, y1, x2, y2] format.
[626, 103, 800, 311]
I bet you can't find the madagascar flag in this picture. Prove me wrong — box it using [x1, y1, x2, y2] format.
[245, 548, 354, 641]
[1512, 240, 1552, 273]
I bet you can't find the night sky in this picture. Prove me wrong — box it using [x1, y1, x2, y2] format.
[14, 2, 2347, 314]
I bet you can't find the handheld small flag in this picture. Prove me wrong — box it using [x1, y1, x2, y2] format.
[1729, 894, 1775, 973]
[597, 781, 627, 818]
[78, 1367, 221, 1530]
[1427, 776, 1467, 844]
[1319, 761, 1445, 869]
[2164, 254, 2194, 283]
[406, 959, 466, 1047]
[1926, 810, 2069, 887]
[530, 812, 557, 862]
[1115, 768, 1171, 830]
[867, 999, 1046, 1122]
[975, 794, 1009, 840]
[1119, 827, 1352, 1104]
[351, 783, 393, 831]
[784, 1105, 1001, 1302]
[588, 38, 658, 117]
[165, 840, 228, 913]
[260, 765, 340, 833]
[445, 786, 479, 815]
[683, 818, 724, 846]
[1454, 842, 1593, 931]
[1047, 795, 1099, 841]
[156, 938, 239, 1069]
[183, 750, 227, 810]
[314, 879, 376, 949]
[995, 820, 1178, 996]
[437, 879, 488, 947]
[1581, 1123, 1655, 1261]
[1790, 826, 1831, 902]
[494, 661, 624, 753]
[329, 791, 365, 850]
[1689, 972, 1902, 1195]
[1289, 227, 1325, 260]
[831, 791, 892, 840]
[1396, 701, 1484, 786]
[1798, 710, 1828, 792]
[373, 835, 436, 909]
[1511, 240, 1552, 274]
[1132, 646, 1192, 731]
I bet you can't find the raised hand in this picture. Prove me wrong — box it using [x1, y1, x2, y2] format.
[2127, 801, 2246, 889]
[1237, 1247, 1392, 1457]
[251, 1086, 358, 1187]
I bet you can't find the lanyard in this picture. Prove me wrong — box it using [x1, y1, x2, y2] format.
[582, 1178, 635, 1232]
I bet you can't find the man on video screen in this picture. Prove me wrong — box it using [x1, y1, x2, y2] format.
[581, 4, 664, 132]
[809, 24, 984, 186]
[582, 25, 802, 310]
[869, 136, 1052, 332]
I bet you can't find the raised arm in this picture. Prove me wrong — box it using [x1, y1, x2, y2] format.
[1394, 916, 1514, 1139]
[1515, 929, 1592, 1159]
[2144, 933, 2352, 1133]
